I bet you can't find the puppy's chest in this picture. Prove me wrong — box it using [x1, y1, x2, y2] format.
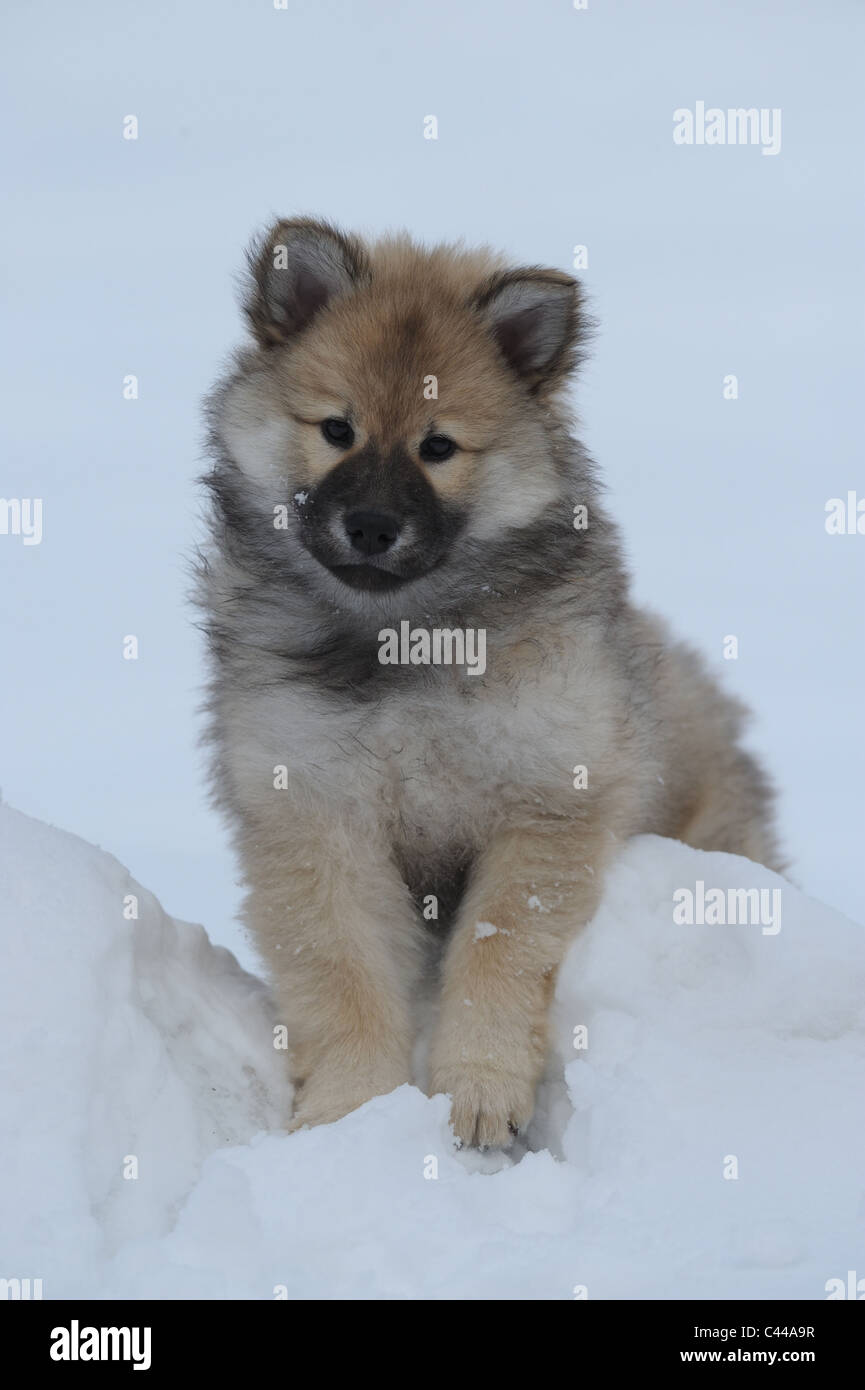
[278, 673, 569, 839]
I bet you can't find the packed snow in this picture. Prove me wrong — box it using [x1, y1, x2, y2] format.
[1, 802, 863, 1300]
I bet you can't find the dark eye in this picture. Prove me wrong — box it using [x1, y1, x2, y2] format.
[321, 418, 354, 448]
[419, 434, 457, 463]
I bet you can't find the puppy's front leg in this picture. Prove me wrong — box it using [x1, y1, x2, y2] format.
[429, 823, 612, 1148]
[241, 813, 423, 1130]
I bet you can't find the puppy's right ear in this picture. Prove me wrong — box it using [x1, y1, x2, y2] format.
[243, 217, 369, 347]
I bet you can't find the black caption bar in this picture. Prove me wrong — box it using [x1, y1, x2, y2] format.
[1, 1298, 860, 1373]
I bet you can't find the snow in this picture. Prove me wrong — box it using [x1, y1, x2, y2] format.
[0, 804, 288, 1297]
[2, 803, 863, 1300]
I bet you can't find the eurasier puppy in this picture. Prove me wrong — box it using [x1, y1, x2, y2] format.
[200, 217, 781, 1147]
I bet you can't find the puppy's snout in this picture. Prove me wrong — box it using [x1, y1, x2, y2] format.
[343, 510, 401, 557]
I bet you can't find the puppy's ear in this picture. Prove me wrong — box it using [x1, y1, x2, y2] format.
[472, 268, 588, 391]
[243, 217, 369, 347]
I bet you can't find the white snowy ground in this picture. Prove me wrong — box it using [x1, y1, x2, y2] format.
[1, 802, 863, 1301]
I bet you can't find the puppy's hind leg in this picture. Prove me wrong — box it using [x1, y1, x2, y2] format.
[677, 747, 785, 874]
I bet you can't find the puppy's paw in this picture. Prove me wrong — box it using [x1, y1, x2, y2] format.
[288, 1062, 409, 1133]
[431, 1065, 536, 1149]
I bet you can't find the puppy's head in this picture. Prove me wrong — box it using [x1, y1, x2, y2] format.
[214, 217, 589, 599]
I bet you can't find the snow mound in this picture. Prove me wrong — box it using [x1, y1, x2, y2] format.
[0, 805, 288, 1296]
[1, 804, 863, 1299]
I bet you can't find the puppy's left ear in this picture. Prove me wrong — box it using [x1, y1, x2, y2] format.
[472, 268, 588, 392]
[242, 217, 370, 348]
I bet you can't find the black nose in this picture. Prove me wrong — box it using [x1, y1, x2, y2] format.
[343, 510, 401, 557]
